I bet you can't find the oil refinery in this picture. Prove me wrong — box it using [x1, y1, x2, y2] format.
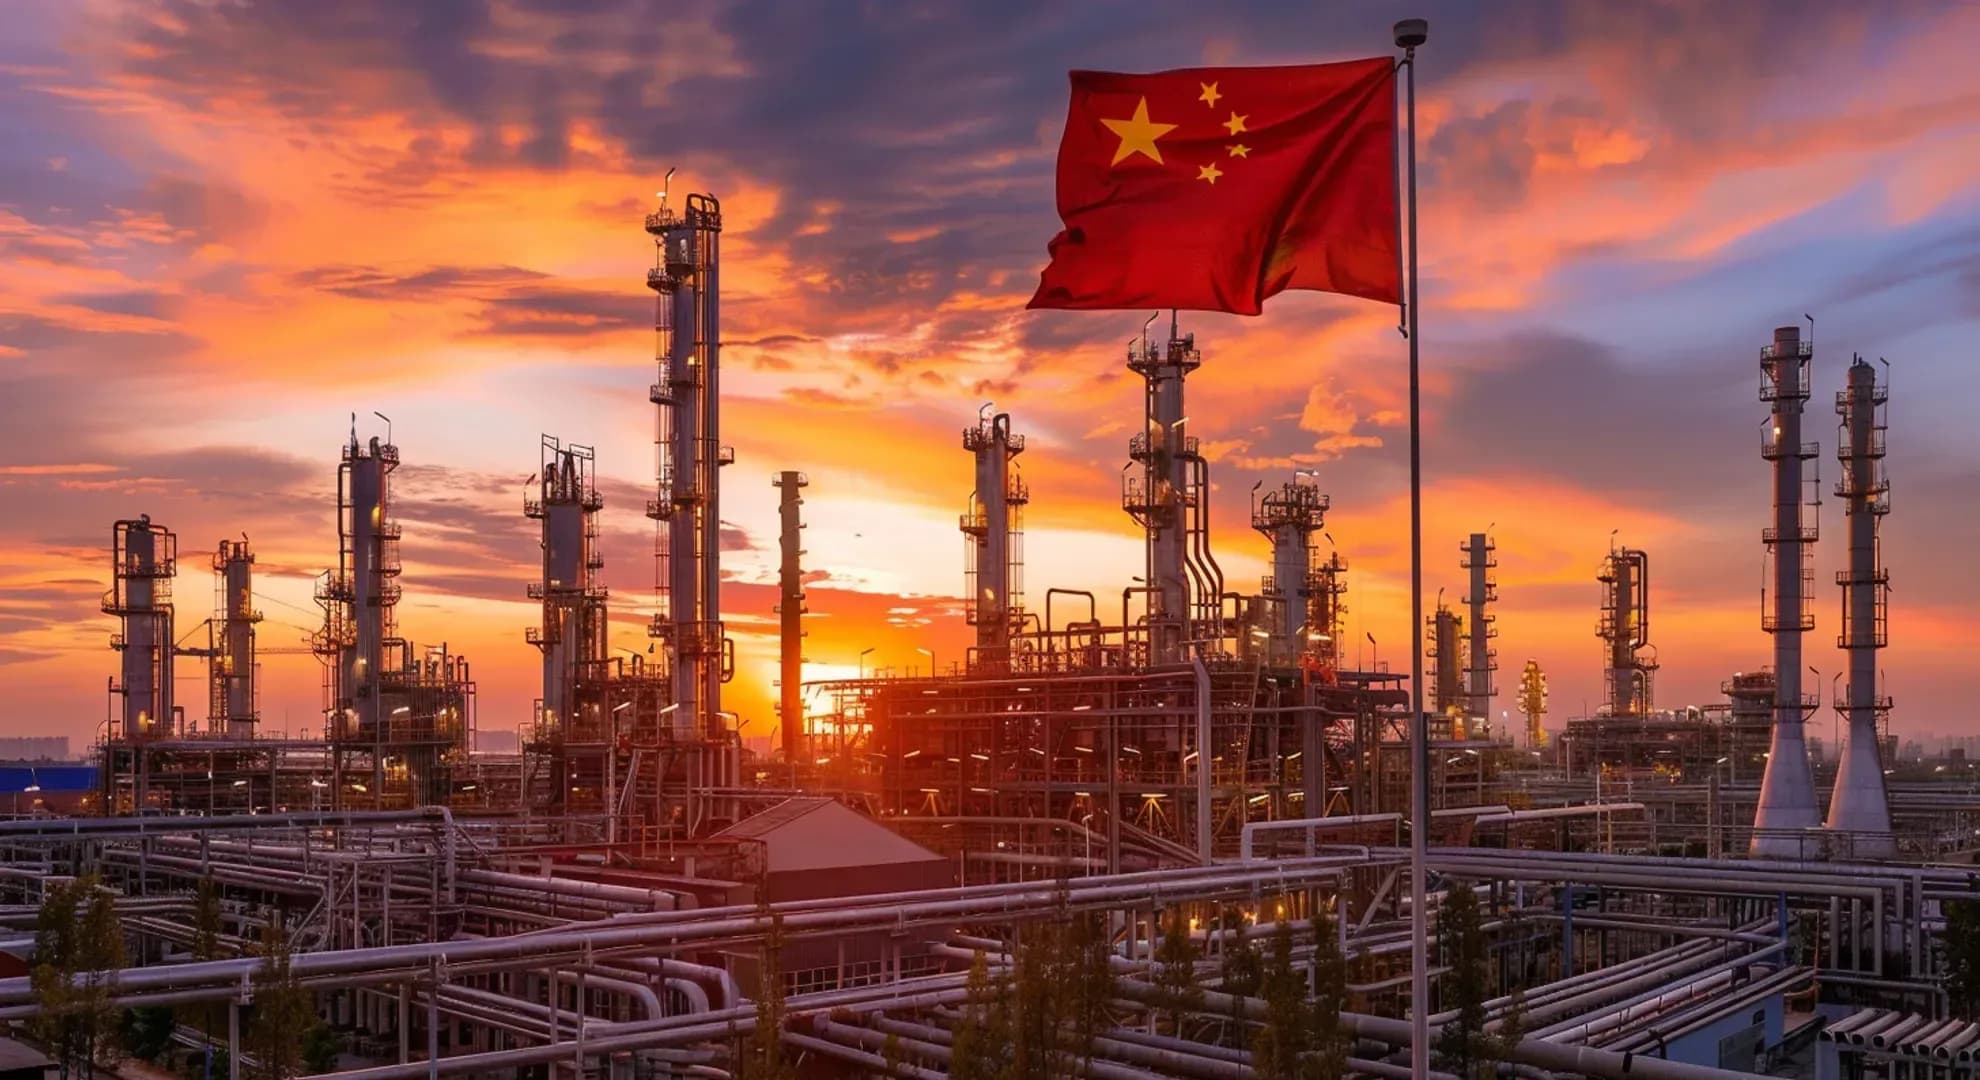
[3, 175, 1974, 1080]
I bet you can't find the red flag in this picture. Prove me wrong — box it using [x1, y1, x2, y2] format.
[1028, 58, 1399, 314]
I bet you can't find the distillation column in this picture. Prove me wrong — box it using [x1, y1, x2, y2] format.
[106, 516, 177, 739]
[343, 435, 401, 742]
[1124, 322, 1208, 665]
[962, 412, 1026, 672]
[212, 539, 260, 738]
[1518, 659, 1548, 750]
[646, 192, 735, 824]
[1309, 552, 1347, 671]
[528, 437, 605, 742]
[775, 471, 808, 761]
[1462, 532, 1497, 720]
[1752, 325, 1821, 857]
[1250, 476, 1328, 666]
[1428, 599, 1465, 734]
[1597, 546, 1655, 715]
[1825, 357, 1893, 856]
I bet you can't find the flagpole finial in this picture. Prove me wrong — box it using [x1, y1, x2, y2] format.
[1393, 18, 1428, 49]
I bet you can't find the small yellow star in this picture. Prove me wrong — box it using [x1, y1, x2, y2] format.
[1199, 81, 1221, 108]
[1223, 112, 1248, 136]
[1101, 96, 1179, 166]
[1227, 143, 1250, 158]
[1198, 162, 1223, 185]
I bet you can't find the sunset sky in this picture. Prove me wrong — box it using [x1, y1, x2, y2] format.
[3, 1, 1977, 753]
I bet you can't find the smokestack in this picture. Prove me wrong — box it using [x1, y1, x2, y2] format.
[1824, 357, 1894, 856]
[775, 471, 808, 762]
[1751, 324, 1821, 857]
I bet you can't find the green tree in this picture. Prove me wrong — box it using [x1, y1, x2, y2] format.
[1306, 905, 1350, 1080]
[1944, 899, 1980, 1018]
[244, 918, 318, 1080]
[32, 874, 126, 1079]
[1434, 880, 1512, 1080]
[300, 1025, 342, 1074]
[1152, 908, 1204, 1036]
[948, 951, 1012, 1080]
[1252, 918, 1314, 1080]
[119, 1005, 177, 1062]
[733, 910, 795, 1080]
[1053, 910, 1114, 1069]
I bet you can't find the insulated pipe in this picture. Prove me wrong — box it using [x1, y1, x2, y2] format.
[781, 1033, 947, 1080]
[1111, 977, 1777, 1080]
[1850, 1011, 1903, 1045]
[1242, 813, 1404, 859]
[1934, 1022, 1980, 1059]
[457, 868, 679, 910]
[1527, 943, 1786, 1036]
[310, 976, 985, 1078]
[1871, 1013, 1930, 1050]
[15, 858, 1359, 1018]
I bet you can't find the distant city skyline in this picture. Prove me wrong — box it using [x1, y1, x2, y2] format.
[4, 1, 1978, 747]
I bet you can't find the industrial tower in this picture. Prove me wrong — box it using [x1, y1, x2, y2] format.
[313, 427, 473, 808]
[527, 437, 607, 754]
[1427, 595, 1466, 737]
[1308, 551, 1348, 673]
[1123, 318, 1221, 665]
[1825, 357, 1894, 856]
[775, 470, 808, 761]
[209, 539, 261, 738]
[1752, 325, 1822, 857]
[645, 191, 738, 829]
[1596, 545, 1656, 715]
[1518, 659, 1548, 750]
[1250, 474, 1328, 668]
[105, 516, 178, 740]
[1461, 533, 1497, 719]
[961, 411, 1026, 672]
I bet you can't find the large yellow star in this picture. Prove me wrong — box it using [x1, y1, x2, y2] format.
[1101, 97, 1177, 166]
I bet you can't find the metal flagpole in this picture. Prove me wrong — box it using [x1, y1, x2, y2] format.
[1393, 15, 1431, 1080]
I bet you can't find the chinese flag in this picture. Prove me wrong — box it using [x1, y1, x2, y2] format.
[1028, 58, 1399, 314]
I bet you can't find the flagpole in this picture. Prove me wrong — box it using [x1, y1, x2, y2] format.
[1393, 15, 1431, 1080]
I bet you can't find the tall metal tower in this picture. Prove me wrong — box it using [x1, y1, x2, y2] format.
[961, 411, 1026, 672]
[1122, 317, 1221, 665]
[106, 516, 177, 740]
[1461, 532, 1497, 719]
[774, 471, 808, 761]
[1427, 596, 1465, 735]
[1518, 659, 1548, 750]
[1309, 551, 1348, 672]
[313, 426, 472, 808]
[645, 190, 736, 825]
[1250, 474, 1328, 667]
[1752, 324, 1822, 857]
[1596, 546, 1655, 716]
[314, 431, 402, 746]
[211, 539, 260, 738]
[1825, 356, 1893, 856]
[527, 436, 606, 745]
